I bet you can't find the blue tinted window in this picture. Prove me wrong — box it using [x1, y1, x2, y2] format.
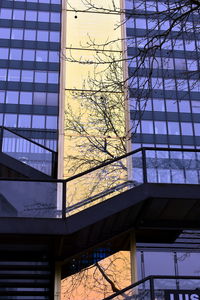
[49, 51, 59, 62]
[48, 72, 59, 84]
[10, 48, 22, 60]
[36, 50, 48, 62]
[50, 12, 60, 23]
[50, 31, 60, 42]
[20, 92, 32, 104]
[47, 93, 58, 106]
[6, 91, 19, 104]
[37, 30, 48, 41]
[0, 69, 7, 80]
[32, 115, 45, 128]
[0, 91, 5, 103]
[0, 48, 9, 59]
[24, 29, 36, 41]
[26, 10, 37, 21]
[38, 12, 49, 22]
[8, 69, 20, 81]
[23, 49, 35, 61]
[0, 9, 12, 19]
[33, 92, 46, 105]
[181, 123, 193, 135]
[18, 115, 31, 128]
[35, 71, 47, 83]
[11, 28, 23, 40]
[46, 116, 57, 129]
[0, 28, 11, 39]
[168, 122, 180, 135]
[13, 9, 25, 20]
[21, 70, 34, 82]
[4, 114, 17, 127]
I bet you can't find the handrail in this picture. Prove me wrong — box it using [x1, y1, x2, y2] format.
[103, 275, 200, 300]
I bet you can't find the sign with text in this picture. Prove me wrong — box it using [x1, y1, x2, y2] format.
[164, 290, 200, 300]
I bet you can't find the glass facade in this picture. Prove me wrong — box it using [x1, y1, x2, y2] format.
[0, 0, 61, 150]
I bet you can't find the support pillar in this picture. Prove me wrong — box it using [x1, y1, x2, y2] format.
[130, 231, 138, 283]
[54, 262, 61, 300]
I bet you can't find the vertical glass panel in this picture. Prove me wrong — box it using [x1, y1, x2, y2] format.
[181, 123, 193, 135]
[20, 92, 32, 105]
[25, 10, 37, 21]
[8, 69, 20, 81]
[6, 91, 19, 104]
[50, 12, 60, 23]
[24, 29, 36, 40]
[10, 48, 22, 60]
[48, 72, 59, 83]
[18, 115, 31, 128]
[177, 253, 200, 276]
[144, 252, 175, 276]
[0, 91, 5, 103]
[37, 30, 49, 41]
[36, 50, 48, 62]
[168, 122, 180, 135]
[179, 100, 191, 113]
[11, 28, 23, 40]
[0, 8, 12, 19]
[33, 92, 46, 105]
[192, 101, 200, 113]
[0, 69, 7, 80]
[153, 99, 165, 111]
[47, 93, 58, 106]
[4, 114, 17, 127]
[35, 71, 47, 83]
[0, 28, 11, 38]
[32, 115, 45, 128]
[38, 11, 49, 22]
[194, 123, 200, 136]
[166, 99, 178, 112]
[50, 31, 60, 42]
[0, 48, 9, 59]
[23, 49, 35, 61]
[141, 120, 153, 134]
[155, 121, 167, 134]
[21, 70, 34, 82]
[49, 51, 59, 62]
[46, 116, 57, 129]
[13, 9, 25, 20]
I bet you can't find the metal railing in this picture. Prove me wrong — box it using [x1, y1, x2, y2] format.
[0, 127, 57, 177]
[0, 147, 200, 218]
[103, 275, 200, 300]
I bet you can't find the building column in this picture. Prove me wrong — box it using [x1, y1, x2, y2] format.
[130, 231, 138, 283]
[54, 262, 61, 300]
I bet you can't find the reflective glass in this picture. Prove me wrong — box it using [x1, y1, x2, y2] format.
[0, 69, 7, 80]
[24, 29, 36, 41]
[50, 12, 60, 23]
[0, 8, 12, 19]
[23, 49, 35, 61]
[21, 70, 34, 82]
[20, 92, 32, 105]
[141, 120, 153, 134]
[49, 51, 59, 62]
[33, 92, 46, 105]
[25, 10, 37, 21]
[0, 91, 5, 103]
[50, 31, 60, 42]
[13, 9, 25, 20]
[0, 48, 9, 59]
[46, 116, 57, 129]
[36, 50, 48, 62]
[48, 72, 59, 83]
[6, 91, 19, 104]
[32, 115, 45, 128]
[38, 12, 49, 22]
[168, 122, 180, 135]
[8, 69, 20, 81]
[194, 123, 200, 136]
[35, 71, 47, 83]
[10, 48, 22, 60]
[0, 28, 10, 39]
[155, 121, 167, 134]
[192, 101, 200, 113]
[18, 115, 31, 128]
[47, 93, 58, 106]
[11, 28, 23, 40]
[37, 30, 49, 41]
[181, 123, 193, 135]
[166, 99, 178, 112]
[4, 114, 17, 127]
[179, 101, 191, 113]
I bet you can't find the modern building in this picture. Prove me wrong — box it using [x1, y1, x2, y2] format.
[0, 0, 200, 299]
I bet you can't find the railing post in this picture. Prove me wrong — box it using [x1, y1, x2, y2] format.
[62, 181, 66, 219]
[149, 277, 155, 300]
[142, 148, 147, 183]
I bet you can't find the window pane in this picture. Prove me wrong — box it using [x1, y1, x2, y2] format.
[10, 48, 22, 60]
[32, 115, 45, 128]
[49, 51, 59, 62]
[0, 69, 7, 80]
[35, 71, 47, 83]
[0, 48, 9, 59]
[13, 9, 25, 20]
[24, 29, 36, 41]
[8, 69, 20, 81]
[194, 123, 200, 136]
[0, 8, 12, 19]
[48, 72, 59, 83]
[11, 28, 23, 40]
[179, 101, 191, 113]
[26, 10, 37, 21]
[141, 120, 153, 134]
[38, 11, 49, 22]
[18, 115, 31, 128]
[4, 114, 17, 127]
[21, 70, 34, 82]
[155, 121, 167, 134]
[37, 30, 49, 41]
[50, 12, 60, 23]
[0, 91, 5, 103]
[192, 101, 200, 113]
[181, 123, 193, 135]
[46, 116, 57, 129]
[36, 50, 48, 62]
[20, 92, 32, 104]
[47, 93, 58, 106]
[6, 91, 19, 104]
[166, 99, 178, 112]
[168, 122, 180, 135]
[50, 31, 60, 42]
[33, 92, 46, 105]
[23, 49, 35, 61]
